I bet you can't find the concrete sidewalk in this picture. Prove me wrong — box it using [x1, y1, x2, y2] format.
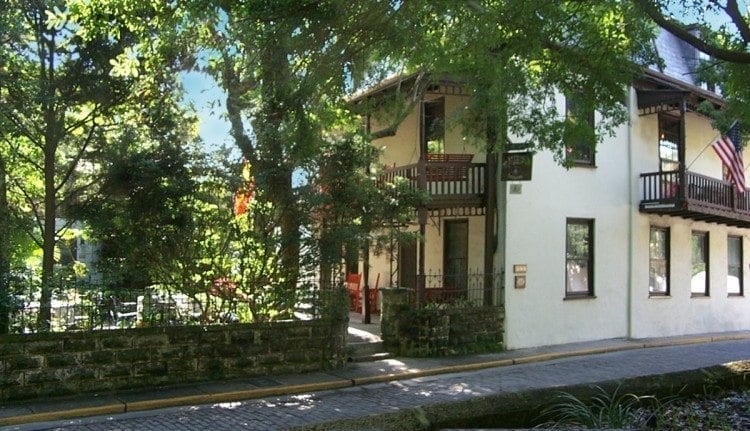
[2, 330, 750, 429]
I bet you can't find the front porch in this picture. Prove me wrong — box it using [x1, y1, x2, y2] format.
[346, 270, 500, 315]
[639, 170, 750, 227]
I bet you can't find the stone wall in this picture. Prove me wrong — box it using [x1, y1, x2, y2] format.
[381, 288, 504, 357]
[0, 317, 348, 401]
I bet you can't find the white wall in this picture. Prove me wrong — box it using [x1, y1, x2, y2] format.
[628, 98, 750, 338]
[502, 92, 631, 349]
[629, 215, 750, 338]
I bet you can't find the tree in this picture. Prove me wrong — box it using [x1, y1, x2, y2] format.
[74, 138, 197, 291]
[188, 0, 417, 297]
[0, 0, 190, 330]
[0, 0, 17, 334]
[631, 0, 750, 126]
[313, 131, 424, 288]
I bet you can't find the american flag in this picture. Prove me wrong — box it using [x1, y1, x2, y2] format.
[712, 122, 745, 194]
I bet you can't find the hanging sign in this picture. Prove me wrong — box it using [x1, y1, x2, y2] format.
[501, 152, 533, 181]
[505, 143, 533, 152]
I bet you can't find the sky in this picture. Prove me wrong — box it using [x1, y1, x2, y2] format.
[181, 71, 231, 152]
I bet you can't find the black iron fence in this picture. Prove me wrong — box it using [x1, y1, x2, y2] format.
[1, 270, 344, 334]
[420, 270, 503, 306]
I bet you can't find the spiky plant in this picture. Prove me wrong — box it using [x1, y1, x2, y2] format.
[536, 384, 668, 429]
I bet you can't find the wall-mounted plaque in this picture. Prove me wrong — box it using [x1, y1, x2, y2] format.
[513, 264, 527, 274]
[514, 275, 526, 289]
[501, 152, 533, 181]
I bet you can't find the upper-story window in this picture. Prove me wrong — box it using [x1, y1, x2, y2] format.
[422, 98, 445, 154]
[659, 114, 680, 172]
[565, 95, 595, 166]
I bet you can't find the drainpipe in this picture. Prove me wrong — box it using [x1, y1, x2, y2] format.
[626, 87, 634, 339]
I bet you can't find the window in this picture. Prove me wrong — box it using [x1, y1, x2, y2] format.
[565, 96, 595, 166]
[566, 219, 594, 296]
[422, 98, 445, 155]
[728, 236, 743, 296]
[691, 231, 709, 296]
[658, 114, 680, 172]
[649, 227, 669, 295]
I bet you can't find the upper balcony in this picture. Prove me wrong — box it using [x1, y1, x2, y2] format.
[639, 170, 750, 227]
[379, 153, 486, 209]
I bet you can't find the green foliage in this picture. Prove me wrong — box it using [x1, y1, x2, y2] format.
[402, 0, 656, 162]
[73, 139, 198, 290]
[537, 385, 657, 429]
[311, 132, 425, 279]
[0, 0, 197, 330]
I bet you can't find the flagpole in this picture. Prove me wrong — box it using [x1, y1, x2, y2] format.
[688, 120, 740, 170]
[686, 131, 720, 170]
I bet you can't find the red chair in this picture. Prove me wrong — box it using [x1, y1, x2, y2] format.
[346, 273, 361, 313]
[367, 273, 380, 313]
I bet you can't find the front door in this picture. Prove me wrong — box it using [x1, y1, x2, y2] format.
[398, 240, 417, 290]
[444, 220, 468, 291]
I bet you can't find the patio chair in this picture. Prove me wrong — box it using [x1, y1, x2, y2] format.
[368, 273, 380, 313]
[346, 273, 361, 313]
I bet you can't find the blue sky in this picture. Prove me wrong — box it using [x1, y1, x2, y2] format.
[181, 71, 231, 151]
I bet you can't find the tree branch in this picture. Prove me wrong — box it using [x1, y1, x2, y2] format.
[11, 177, 44, 241]
[724, 0, 750, 47]
[632, 0, 750, 63]
[54, 121, 97, 194]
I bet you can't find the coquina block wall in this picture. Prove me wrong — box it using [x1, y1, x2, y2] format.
[0, 317, 348, 401]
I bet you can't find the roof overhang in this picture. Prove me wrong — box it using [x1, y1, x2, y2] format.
[635, 68, 725, 115]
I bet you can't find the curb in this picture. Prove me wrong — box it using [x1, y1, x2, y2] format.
[2, 332, 749, 427]
[0, 404, 125, 427]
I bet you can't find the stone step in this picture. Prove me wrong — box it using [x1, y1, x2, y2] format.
[347, 341, 390, 362]
[350, 352, 393, 363]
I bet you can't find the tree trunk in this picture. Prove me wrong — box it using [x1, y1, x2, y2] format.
[37, 142, 57, 331]
[257, 34, 301, 315]
[0, 155, 10, 333]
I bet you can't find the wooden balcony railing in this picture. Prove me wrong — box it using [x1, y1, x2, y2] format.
[379, 157, 486, 209]
[640, 170, 750, 226]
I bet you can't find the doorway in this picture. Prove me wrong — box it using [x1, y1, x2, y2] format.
[398, 240, 417, 290]
[444, 220, 468, 291]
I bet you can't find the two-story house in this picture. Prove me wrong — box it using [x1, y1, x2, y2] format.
[354, 29, 750, 350]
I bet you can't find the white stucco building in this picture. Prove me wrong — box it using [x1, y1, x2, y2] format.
[354, 30, 750, 350]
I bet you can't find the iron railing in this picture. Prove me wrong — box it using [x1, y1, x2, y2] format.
[419, 270, 503, 306]
[1, 270, 341, 334]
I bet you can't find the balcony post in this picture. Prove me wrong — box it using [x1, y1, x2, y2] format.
[678, 98, 687, 200]
[484, 149, 498, 305]
[417, 159, 427, 306]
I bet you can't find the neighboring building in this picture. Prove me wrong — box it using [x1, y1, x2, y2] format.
[54, 218, 101, 283]
[354, 30, 750, 349]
